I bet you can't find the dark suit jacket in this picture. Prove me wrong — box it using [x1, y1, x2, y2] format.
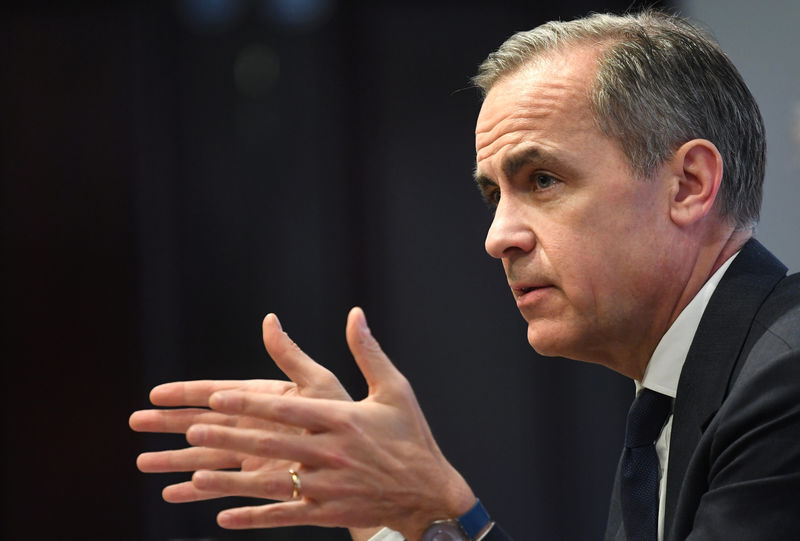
[604, 239, 800, 540]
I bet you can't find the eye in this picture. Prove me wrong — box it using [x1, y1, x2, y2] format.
[478, 185, 500, 210]
[532, 174, 559, 190]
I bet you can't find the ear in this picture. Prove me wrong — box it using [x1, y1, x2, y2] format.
[667, 139, 723, 227]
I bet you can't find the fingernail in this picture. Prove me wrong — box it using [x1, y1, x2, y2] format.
[193, 470, 210, 487]
[211, 391, 229, 408]
[359, 310, 371, 336]
[187, 424, 207, 444]
[271, 313, 282, 331]
[218, 510, 235, 527]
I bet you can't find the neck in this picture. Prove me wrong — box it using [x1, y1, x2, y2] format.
[624, 227, 751, 381]
[673, 228, 751, 321]
[710, 229, 751, 274]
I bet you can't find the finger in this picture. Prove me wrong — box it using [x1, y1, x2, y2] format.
[137, 446, 240, 473]
[345, 307, 405, 395]
[186, 424, 326, 466]
[262, 314, 314, 387]
[262, 314, 349, 400]
[162, 480, 228, 503]
[216, 500, 364, 530]
[207, 391, 344, 432]
[192, 469, 296, 501]
[129, 408, 236, 434]
[150, 380, 293, 407]
[216, 500, 311, 529]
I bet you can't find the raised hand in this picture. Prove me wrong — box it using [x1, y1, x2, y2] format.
[182, 307, 475, 540]
[129, 313, 352, 503]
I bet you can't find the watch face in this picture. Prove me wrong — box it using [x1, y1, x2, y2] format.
[421, 521, 468, 541]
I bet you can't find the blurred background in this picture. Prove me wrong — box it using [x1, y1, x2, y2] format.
[2, 1, 797, 540]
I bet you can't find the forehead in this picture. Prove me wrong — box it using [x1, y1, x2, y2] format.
[475, 47, 600, 163]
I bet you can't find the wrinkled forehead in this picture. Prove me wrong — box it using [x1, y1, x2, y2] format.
[474, 48, 601, 161]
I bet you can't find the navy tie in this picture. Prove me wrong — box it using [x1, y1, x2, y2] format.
[620, 388, 672, 541]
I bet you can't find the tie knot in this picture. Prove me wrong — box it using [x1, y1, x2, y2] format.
[625, 388, 672, 448]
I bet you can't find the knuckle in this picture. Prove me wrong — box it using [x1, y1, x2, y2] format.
[315, 366, 336, 382]
[255, 471, 282, 496]
[385, 372, 414, 398]
[269, 507, 289, 522]
[254, 433, 276, 455]
[321, 449, 352, 469]
[393, 373, 413, 393]
[272, 400, 294, 420]
[310, 369, 340, 391]
[329, 411, 360, 435]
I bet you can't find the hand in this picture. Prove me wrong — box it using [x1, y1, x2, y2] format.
[184, 307, 475, 540]
[129, 313, 351, 503]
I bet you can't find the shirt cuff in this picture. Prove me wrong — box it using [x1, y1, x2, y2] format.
[367, 527, 405, 541]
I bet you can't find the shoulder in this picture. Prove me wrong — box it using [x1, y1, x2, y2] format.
[750, 272, 800, 348]
[715, 271, 800, 444]
[734, 271, 800, 382]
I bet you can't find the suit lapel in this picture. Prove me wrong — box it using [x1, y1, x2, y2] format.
[664, 239, 787, 536]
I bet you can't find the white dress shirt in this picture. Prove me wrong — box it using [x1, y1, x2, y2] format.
[370, 253, 738, 541]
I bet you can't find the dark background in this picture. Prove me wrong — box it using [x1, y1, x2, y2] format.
[1, 1, 671, 539]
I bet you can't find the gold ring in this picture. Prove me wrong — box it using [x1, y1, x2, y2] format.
[289, 469, 302, 500]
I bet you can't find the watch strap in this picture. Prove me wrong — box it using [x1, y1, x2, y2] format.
[458, 499, 492, 539]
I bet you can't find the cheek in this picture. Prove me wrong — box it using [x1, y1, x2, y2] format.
[560, 195, 663, 286]
[551, 236, 630, 324]
[537, 192, 653, 302]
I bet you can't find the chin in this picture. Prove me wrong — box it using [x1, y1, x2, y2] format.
[526, 324, 591, 363]
[527, 325, 569, 359]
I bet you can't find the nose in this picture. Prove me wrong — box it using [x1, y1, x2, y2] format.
[484, 198, 536, 259]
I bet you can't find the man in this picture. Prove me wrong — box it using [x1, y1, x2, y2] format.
[130, 10, 800, 541]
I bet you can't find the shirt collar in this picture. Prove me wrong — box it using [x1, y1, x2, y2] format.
[637, 252, 739, 397]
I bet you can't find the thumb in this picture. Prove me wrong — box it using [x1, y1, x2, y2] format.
[345, 306, 404, 395]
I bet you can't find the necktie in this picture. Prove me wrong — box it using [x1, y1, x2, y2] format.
[620, 388, 672, 541]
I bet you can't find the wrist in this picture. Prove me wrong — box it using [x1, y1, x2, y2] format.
[419, 499, 494, 541]
[401, 470, 476, 540]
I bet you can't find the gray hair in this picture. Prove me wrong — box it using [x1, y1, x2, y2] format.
[473, 11, 765, 230]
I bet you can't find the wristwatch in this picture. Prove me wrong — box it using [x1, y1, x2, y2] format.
[421, 499, 495, 541]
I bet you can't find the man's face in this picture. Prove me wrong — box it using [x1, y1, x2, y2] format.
[474, 48, 680, 375]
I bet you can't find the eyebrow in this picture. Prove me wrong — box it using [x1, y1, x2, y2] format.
[473, 146, 562, 189]
[502, 147, 548, 180]
[473, 169, 494, 191]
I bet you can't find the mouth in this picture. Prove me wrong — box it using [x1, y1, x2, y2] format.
[512, 284, 549, 295]
[511, 283, 554, 307]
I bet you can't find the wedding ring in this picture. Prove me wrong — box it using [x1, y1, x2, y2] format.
[289, 469, 302, 500]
